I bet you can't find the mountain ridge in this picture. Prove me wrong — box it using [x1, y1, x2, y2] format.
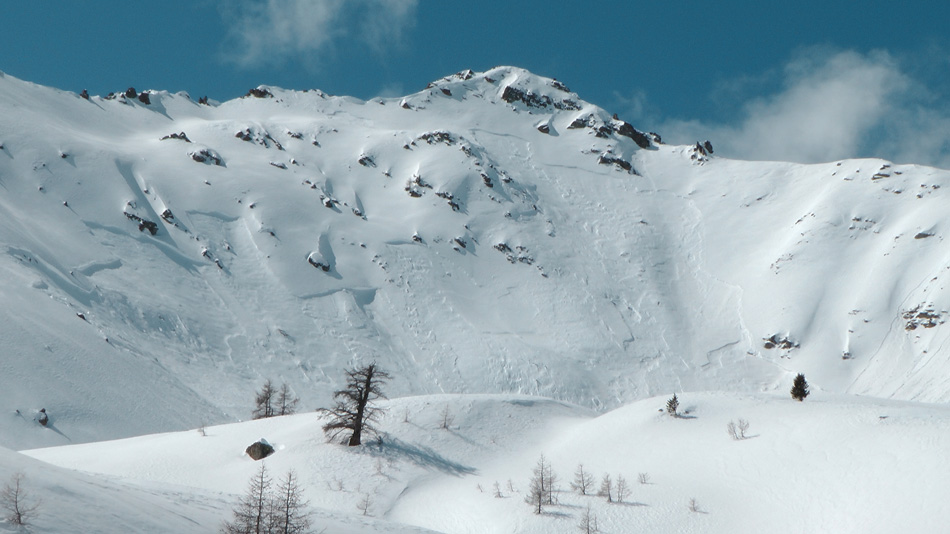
[1, 66, 948, 452]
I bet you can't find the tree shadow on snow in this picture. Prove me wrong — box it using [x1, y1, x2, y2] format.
[365, 435, 477, 476]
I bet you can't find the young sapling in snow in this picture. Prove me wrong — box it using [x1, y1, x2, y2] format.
[1, 473, 39, 526]
[666, 394, 679, 417]
[571, 464, 594, 495]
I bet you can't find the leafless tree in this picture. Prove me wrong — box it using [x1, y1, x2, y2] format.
[738, 418, 750, 438]
[1, 472, 40, 526]
[252, 379, 276, 420]
[221, 463, 273, 534]
[638, 472, 650, 485]
[493, 481, 503, 498]
[525, 454, 557, 514]
[439, 405, 454, 430]
[276, 383, 299, 416]
[571, 464, 594, 495]
[727, 419, 751, 440]
[577, 504, 600, 534]
[356, 493, 373, 516]
[319, 363, 391, 446]
[615, 474, 629, 503]
[269, 470, 311, 534]
[688, 498, 701, 513]
[598, 473, 613, 503]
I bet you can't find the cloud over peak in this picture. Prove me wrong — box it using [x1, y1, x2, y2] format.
[220, 0, 418, 68]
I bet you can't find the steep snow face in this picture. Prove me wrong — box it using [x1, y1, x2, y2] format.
[0, 67, 949, 449]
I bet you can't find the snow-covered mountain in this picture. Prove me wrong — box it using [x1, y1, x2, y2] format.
[2, 66, 950, 453]
[3, 66, 950, 533]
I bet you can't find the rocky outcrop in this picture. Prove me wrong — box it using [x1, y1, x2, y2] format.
[245, 439, 275, 460]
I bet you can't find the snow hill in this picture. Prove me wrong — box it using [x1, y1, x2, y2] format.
[22, 393, 950, 533]
[2, 65, 950, 532]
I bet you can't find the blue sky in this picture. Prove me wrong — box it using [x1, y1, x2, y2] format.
[3, 1, 950, 167]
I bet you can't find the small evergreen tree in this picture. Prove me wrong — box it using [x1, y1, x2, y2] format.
[666, 394, 679, 416]
[791, 373, 810, 401]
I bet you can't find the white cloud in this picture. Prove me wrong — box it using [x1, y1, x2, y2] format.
[648, 49, 950, 169]
[220, 0, 418, 67]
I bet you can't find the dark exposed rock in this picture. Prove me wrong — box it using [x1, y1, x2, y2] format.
[613, 121, 652, 149]
[190, 149, 223, 166]
[198, 96, 209, 105]
[245, 87, 273, 98]
[37, 409, 48, 427]
[245, 440, 275, 460]
[501, 85, 580, 111]
[418, 131, 455, 145]
[308, 252, 330, 272]
[481, 173, 493, 188]
[703, 140, 714, 154]
[160, 132, 191, 143]
[125, 87, 137, 99]
[537, 123, 550, 134]
[138, 92, 151, 105]
[568, 116, 591, 129]
[762, 334, 799, 350]
[914, 232, 934, 239]
[234, 128, 283, 150]
[597, 153, 634, 173]
[270, 162, 287, 169]
[161, 209, 174, 221]
[550, 79, 570, 92]
[358, 155, 376, 167]
[440, 88, 452, 96]
[80, 89, 89, 100]
[903, 305, 945, 330]
[124, 212, 159, 235]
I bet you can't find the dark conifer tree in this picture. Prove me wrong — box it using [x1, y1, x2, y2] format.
[791, 373, 810, 401]
[666, 393, 679, 416]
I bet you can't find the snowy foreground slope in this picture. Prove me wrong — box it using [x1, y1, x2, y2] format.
[2, 66, 950, 453]
[21, 393, 950, 533]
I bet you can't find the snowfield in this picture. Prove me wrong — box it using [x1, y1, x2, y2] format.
[23, 393, 950, 533]
[1, 65, 949, 531]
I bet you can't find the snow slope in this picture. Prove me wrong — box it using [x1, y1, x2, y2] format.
[24, 392, 950, 533]
[1, 65, 950, 457]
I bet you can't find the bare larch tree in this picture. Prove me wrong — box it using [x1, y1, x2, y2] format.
[252, 379, 276, 420]
[319, 363, 391, 446]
